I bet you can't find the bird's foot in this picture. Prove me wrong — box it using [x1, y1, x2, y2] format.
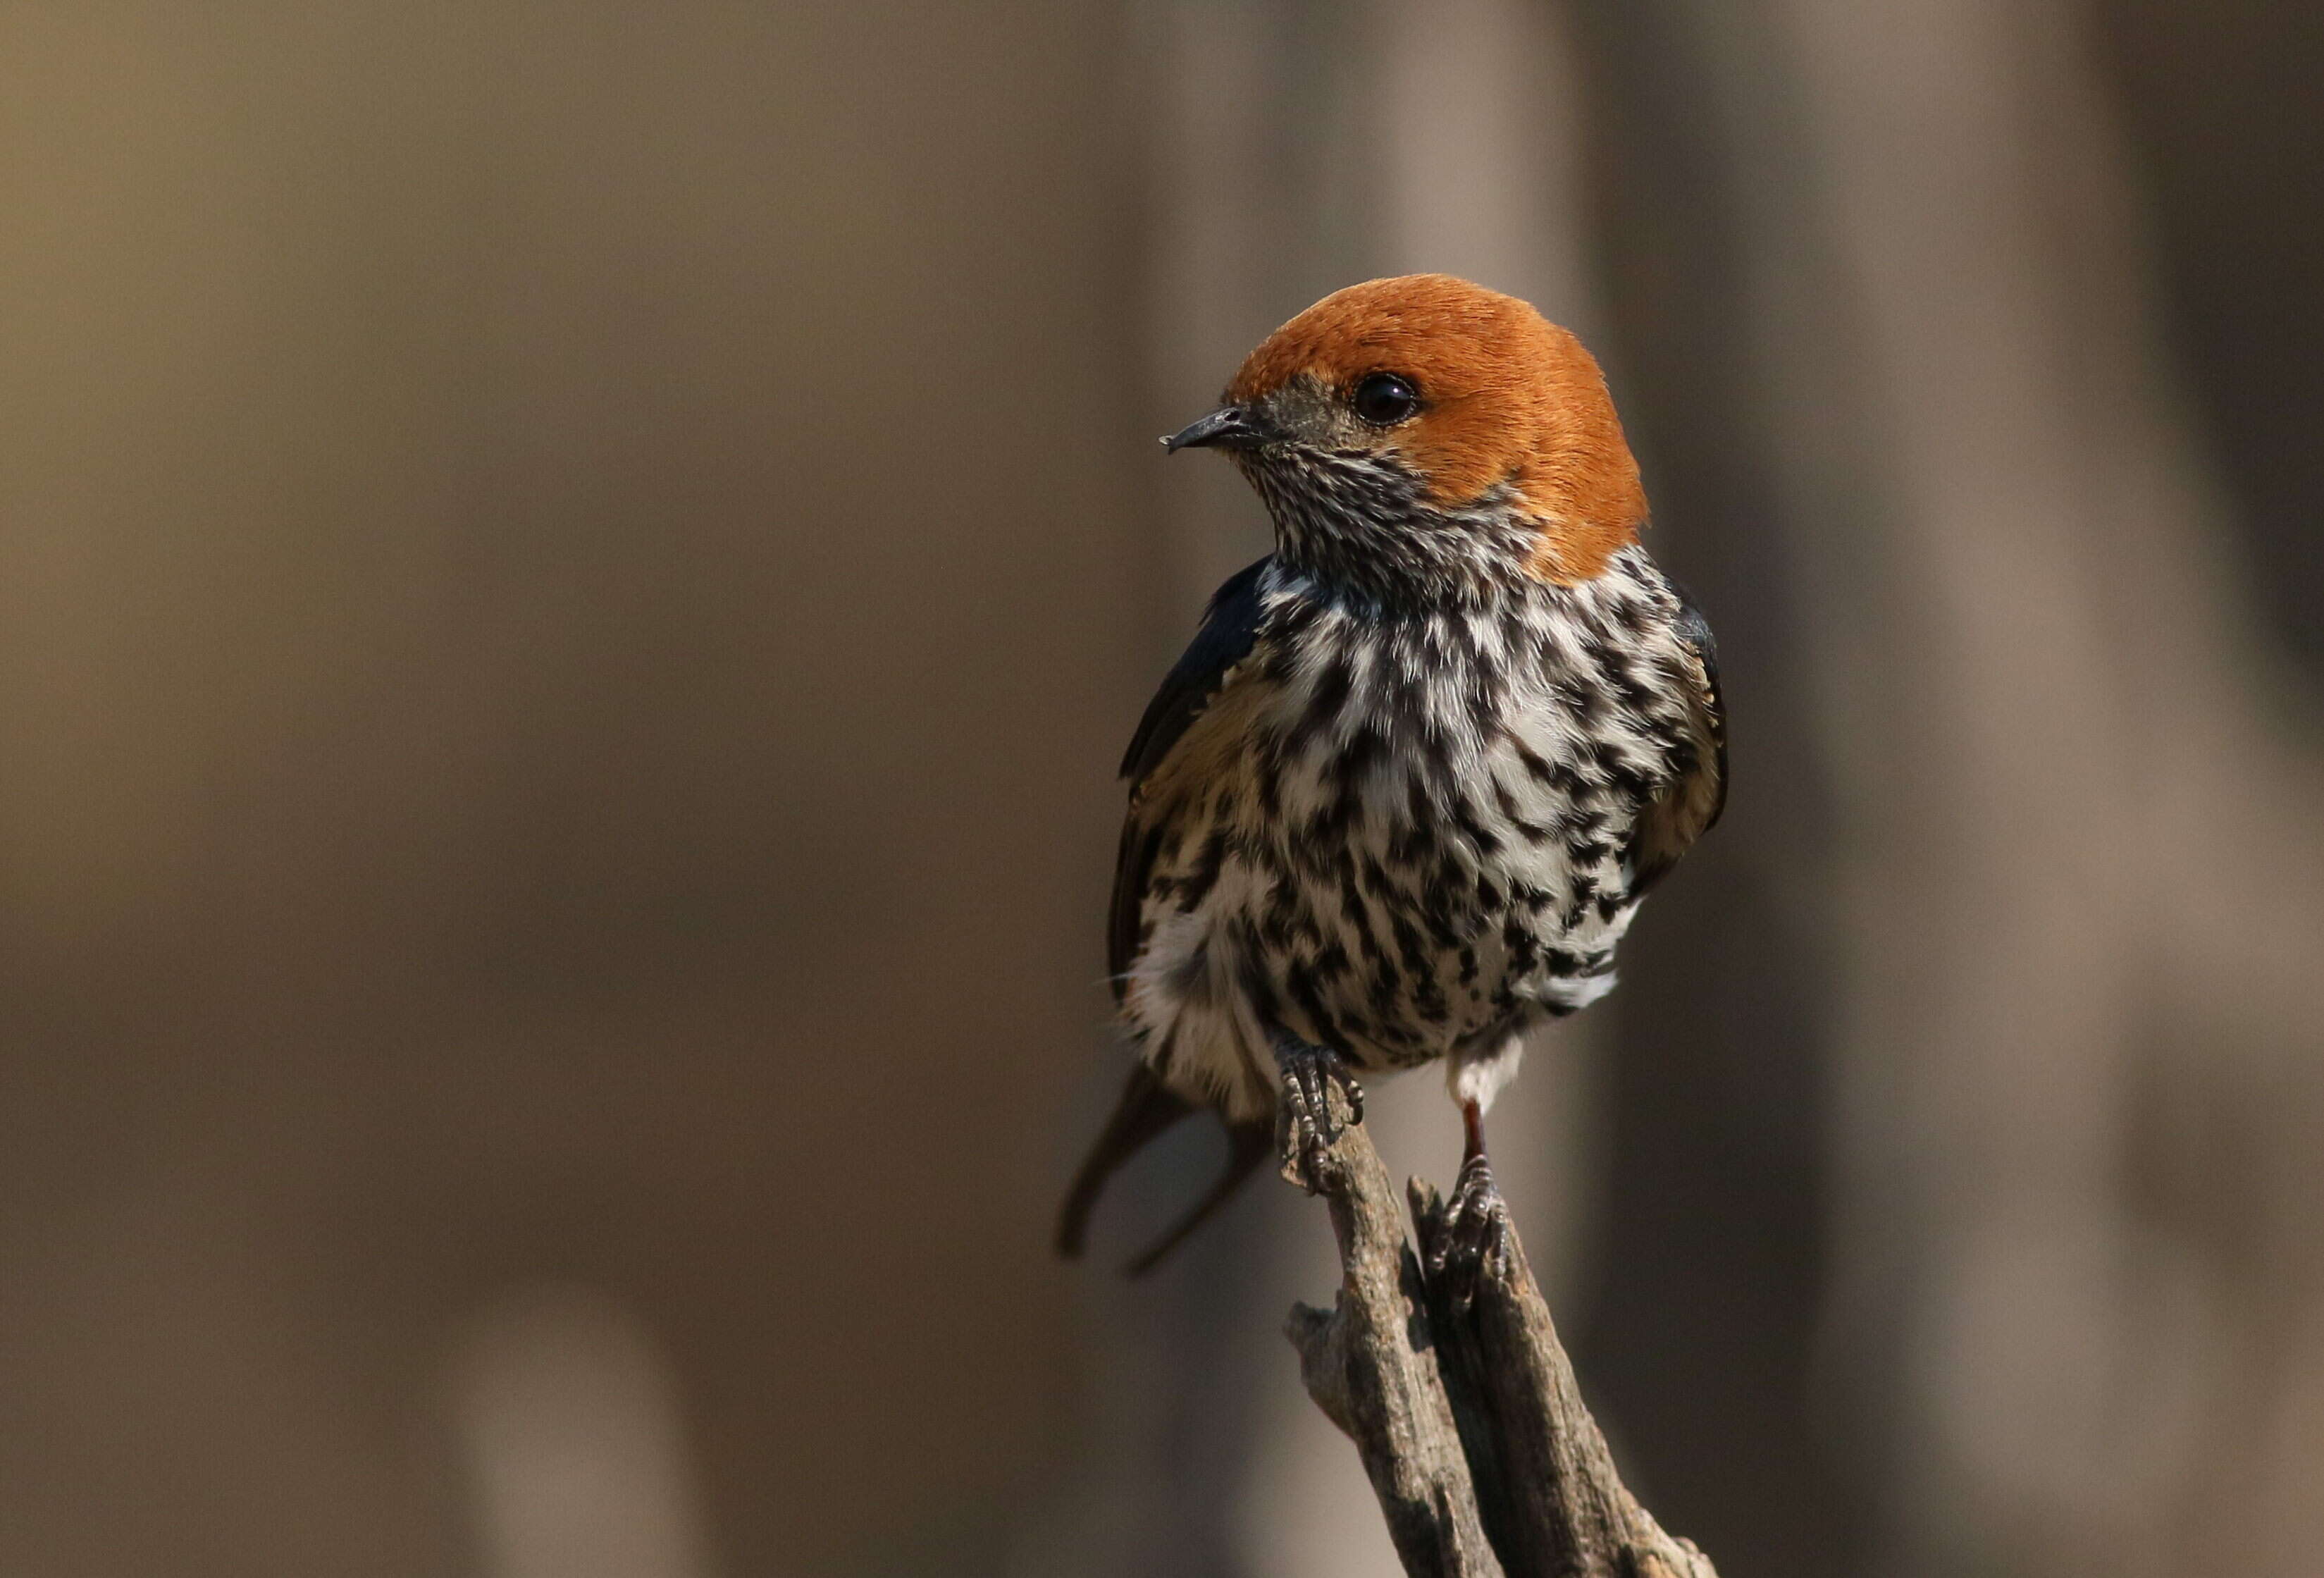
[1428, 1149, 1514, 1305]
[1273, 1036, 1363, 1192]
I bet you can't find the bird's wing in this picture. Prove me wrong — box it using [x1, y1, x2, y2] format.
[1060, 557, 1276, 1276]
[1107, 555, 1273, 987]
[1118, 555, 1274, 786]
[1631, 586, 1727, 892]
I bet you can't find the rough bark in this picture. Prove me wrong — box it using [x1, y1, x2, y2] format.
[1282, 1091, 1717, 1578]
[1280, 1086, 1503, 1578]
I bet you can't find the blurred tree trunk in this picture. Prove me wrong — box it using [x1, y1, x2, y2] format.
[1579, 1, 2324, 1573]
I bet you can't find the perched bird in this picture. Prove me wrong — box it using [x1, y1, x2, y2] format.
[1058, 275, 1724, 1274]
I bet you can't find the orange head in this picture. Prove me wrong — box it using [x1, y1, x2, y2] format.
[1163, 275, 1645, 589]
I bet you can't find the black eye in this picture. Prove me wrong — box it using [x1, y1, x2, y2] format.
[1352, 371, 1420, 426]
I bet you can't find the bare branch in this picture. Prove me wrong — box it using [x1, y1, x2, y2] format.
[1284, 1099, 1718, 1578]
[1280, 1084, 1503, 1578]
[1412, 1172, 1717, 1578]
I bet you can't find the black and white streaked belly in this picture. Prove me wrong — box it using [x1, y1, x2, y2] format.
[1120, 547, 1707, 1123]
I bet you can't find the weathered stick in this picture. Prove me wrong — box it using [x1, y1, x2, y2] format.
[1413, 1168, 1717, 1578]
[1283, 1105, 1719, 1578]
[1281, 1084, 1504, 1577]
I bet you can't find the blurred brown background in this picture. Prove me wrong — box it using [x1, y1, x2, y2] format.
[1, 3, 2318, 1575]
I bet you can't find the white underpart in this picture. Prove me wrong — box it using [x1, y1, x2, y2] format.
[1448, 1030, 1527, 1113]
[1123, 549, 1698, 1125]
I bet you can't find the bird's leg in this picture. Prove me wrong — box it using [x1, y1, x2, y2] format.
[1432, 1097, 1514, 1297]
[1272, 1031, 1364, 1191]
[1461, 1095, 1488, 1169]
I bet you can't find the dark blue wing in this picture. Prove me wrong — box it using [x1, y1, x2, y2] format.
[1119, 556, 1272, 786]
[1108, 556, 1272, 987]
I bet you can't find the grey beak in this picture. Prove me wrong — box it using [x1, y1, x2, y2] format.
[1162, 405, 1278, 452]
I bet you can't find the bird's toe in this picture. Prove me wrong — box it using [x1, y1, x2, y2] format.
[1430, 1151, 1515, 1302]
[1273, 1037, 1361, 1190]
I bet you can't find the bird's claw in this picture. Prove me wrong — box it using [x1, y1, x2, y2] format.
[1274, 1037, 1363, 1192]
[1428, 1150, 1514, 1304]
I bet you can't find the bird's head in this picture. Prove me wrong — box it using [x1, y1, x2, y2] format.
[1165, 274, 1645, 600]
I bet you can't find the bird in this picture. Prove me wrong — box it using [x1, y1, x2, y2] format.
[1056, 274, 1724, 1276]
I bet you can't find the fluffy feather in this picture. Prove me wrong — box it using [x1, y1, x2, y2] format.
[1060, 274, 1723, 1270]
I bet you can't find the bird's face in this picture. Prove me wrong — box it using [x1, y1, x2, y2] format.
[1166, 275, 1645, 600]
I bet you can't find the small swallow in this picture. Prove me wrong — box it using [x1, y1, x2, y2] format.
[1060, 275, 1725, 1274]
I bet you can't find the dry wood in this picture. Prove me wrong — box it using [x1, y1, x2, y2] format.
[1282, 1092, 1717, 1578]
[1280, 1084, 1503, 1578]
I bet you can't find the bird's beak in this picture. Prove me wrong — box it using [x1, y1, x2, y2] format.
[1162, 405, 1278, 452]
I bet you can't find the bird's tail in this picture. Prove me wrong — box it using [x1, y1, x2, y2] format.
[1055, 1061, 1274, 1278]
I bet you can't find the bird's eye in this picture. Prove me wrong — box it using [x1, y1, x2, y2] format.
[1352, 372, 1421, 426]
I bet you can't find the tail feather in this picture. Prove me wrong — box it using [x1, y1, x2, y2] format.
[1056, 1061, 1194, 1260]
[1121, 1118, 1272, 1278]
[1056, 1061, 1274, 1276]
